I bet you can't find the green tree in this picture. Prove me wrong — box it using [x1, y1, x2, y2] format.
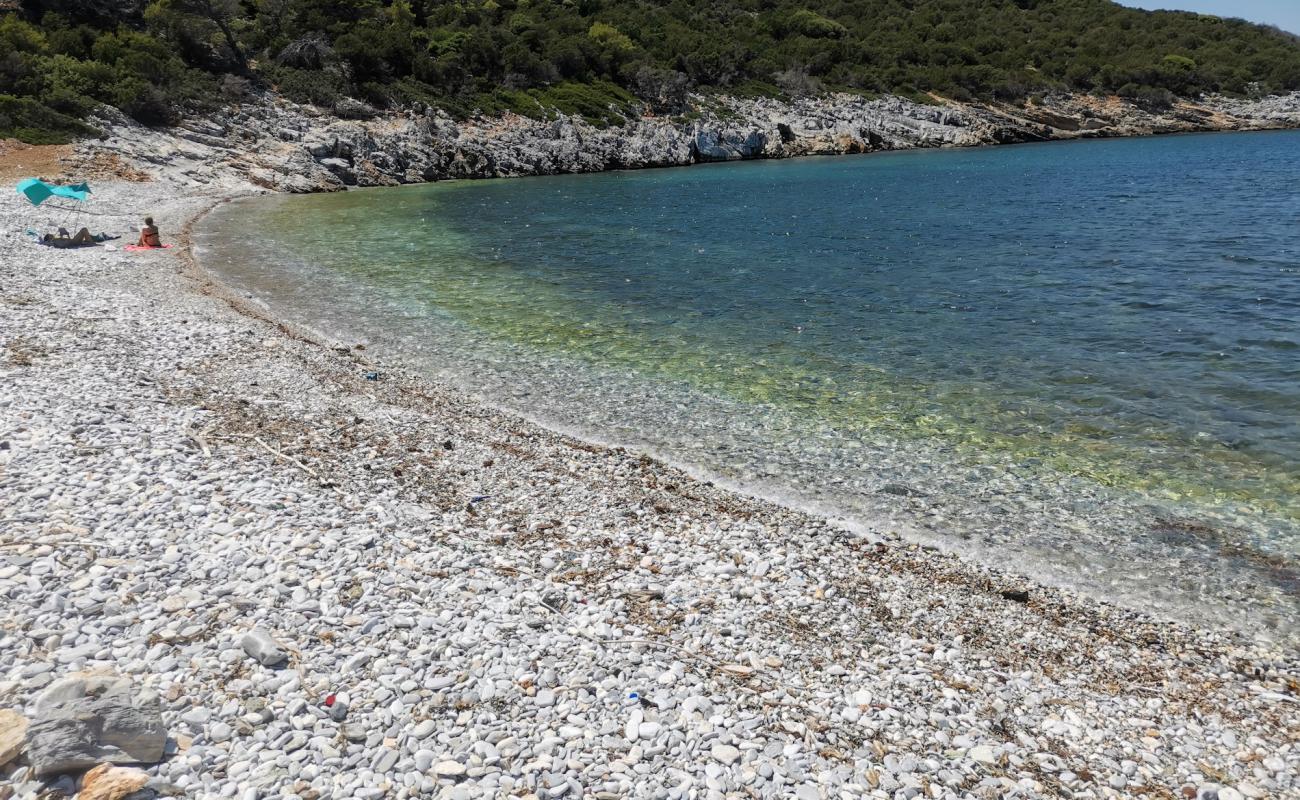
[146, 0, 250, 71]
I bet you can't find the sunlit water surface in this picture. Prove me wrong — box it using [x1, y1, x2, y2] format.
[197, 131, 1300, 642]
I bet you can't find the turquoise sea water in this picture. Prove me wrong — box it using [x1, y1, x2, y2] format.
[198, 131, 1300, 641]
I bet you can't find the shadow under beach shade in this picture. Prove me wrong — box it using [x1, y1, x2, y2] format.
[15, 177, 101, 245]
[196, 130, 1300, 641]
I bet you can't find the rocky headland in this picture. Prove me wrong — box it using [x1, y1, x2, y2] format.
[83, 90, 1300, 193]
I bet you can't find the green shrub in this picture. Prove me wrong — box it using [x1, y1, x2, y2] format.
[264, 64, 350, 107]
[588, 22, 635, 54]
[0, 14, 46, 55]
[0, 94, 98, 143]
[729, 80, 787, 100]
[531, 80, 635, 125]
[6, 0, 1300, 140]
[473, 87, 546, 118]
[1118, 82, 1176, 108]
[786, 9, 848, 39]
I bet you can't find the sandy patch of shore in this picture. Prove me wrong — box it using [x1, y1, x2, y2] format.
[0, 140, 72, 183]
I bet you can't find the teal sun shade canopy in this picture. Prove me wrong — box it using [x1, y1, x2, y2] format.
[16, 178, 91, 206]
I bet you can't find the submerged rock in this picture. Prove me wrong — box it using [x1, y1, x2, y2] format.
[881, 482, 925, 497]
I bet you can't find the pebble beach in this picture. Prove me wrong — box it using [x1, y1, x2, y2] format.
[1, 149, 1298, 800]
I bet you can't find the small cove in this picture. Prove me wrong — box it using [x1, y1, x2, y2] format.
[196, 131, 1300, 641]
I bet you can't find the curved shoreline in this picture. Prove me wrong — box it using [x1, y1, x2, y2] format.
[2, 161, 1298, 797]
[180, 180, 1284, 652]
[192, 146, 1300, 646]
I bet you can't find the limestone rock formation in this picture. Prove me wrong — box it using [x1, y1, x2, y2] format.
[78, 90, 1300, 194]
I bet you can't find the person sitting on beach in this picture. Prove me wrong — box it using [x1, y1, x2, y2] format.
[137, 216, 161, 248]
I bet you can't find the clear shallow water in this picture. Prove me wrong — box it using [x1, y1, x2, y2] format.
[198, 131, 1300, 641]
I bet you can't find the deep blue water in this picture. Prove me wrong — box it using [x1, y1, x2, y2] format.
[199, 130, 1300, 640]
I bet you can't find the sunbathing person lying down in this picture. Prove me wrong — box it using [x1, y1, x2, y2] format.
[42, 228, 118, 248]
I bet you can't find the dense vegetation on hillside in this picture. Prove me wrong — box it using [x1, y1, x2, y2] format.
[4, 0, 1300, 141]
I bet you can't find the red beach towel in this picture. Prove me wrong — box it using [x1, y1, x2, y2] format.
[124, 244, 174, 251]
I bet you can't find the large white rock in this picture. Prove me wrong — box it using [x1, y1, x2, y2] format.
[240, 629, 288, 667]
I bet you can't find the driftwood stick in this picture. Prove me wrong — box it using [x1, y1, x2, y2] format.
[252, 436, 320, 478]
[187, 427, 212, 457]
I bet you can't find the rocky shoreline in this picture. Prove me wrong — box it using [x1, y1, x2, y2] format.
[82, 90, 1300, 193]
[1, 101, 1299, 799]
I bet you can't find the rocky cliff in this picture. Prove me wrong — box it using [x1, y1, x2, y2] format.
[80, 91, 1300, 192]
